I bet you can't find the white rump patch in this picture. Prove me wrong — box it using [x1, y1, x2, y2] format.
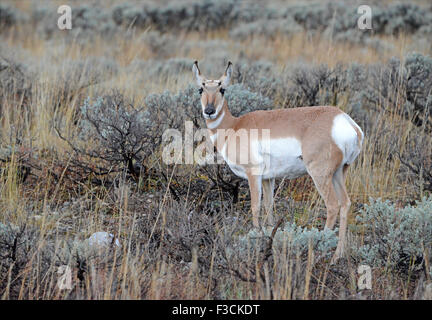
[331, 113, 362, 165]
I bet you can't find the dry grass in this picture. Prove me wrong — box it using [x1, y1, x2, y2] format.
[0, 0, 431, 300]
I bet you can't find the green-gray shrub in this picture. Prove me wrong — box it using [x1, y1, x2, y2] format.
[0, 4, 19, 28]
[232, 59, 287, 100]
[224, 83, 273, 116]
[353, 197, 432, 274]
[5, 1, 432, 40]
[229, 18, 303, 41]
[112, 3, 150, 28]
[230, 222, 338, 259]
[367, 52, 432, 128]
[79, 92, 169, 171]
[130, 58, 194, 81]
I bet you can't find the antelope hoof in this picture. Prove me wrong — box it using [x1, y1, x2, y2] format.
[331, 244, 346, 264]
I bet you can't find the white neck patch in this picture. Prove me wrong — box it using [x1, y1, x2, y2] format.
[207, 111, 225, 129]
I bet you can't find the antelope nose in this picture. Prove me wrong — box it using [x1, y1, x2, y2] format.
[204, 105, 215, 115]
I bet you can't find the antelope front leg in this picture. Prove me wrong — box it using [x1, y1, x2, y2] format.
[247, 173, 263, 229]
[262, 178, 275, 226]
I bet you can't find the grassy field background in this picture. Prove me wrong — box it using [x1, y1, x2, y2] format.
[0, 0, 431, 300]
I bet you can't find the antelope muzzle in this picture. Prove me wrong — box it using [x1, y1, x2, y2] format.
[204, 103, 216, 116]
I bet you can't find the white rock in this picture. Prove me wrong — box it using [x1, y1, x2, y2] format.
[88, 232, 121, 248]
[424, 283, 432, 300]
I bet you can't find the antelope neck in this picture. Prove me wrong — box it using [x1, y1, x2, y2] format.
[206, 100, 235, 132]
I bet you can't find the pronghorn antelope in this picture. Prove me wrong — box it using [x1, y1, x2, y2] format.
[192, 61, 364, 262]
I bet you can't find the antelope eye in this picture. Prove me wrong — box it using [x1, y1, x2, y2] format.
[198, 88, 203, 94]
[219, 88, 225, 95]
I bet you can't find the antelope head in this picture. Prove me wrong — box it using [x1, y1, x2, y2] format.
[192, 61, 233, 120]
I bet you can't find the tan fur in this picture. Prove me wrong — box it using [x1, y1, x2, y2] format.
[193, 61, 363, 263]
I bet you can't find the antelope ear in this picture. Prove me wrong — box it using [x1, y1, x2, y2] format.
[192, 61, 205, 87]
[220, 61, 233, 88]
